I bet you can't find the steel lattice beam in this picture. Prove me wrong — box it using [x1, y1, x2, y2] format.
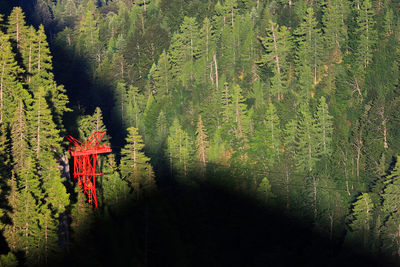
[67, 131, 111, 208]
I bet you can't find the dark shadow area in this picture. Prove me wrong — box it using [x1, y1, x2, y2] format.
[50, 176, 396, 267]
[0, 3, 397, 267]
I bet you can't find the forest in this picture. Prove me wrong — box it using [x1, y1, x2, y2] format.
[0, 0, 400, 266]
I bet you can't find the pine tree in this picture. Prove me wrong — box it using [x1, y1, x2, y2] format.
[126, 85, 144, 128]
[168, 16, 199, 79]
[195, 115, 209, 171]
[151, 51, 171, 97]
[295, 7, 323, 86]
[32, 25, 53, 81]
[78, 1, 100, 61]
[347, 193, 374, 250]
[229, 84, 249, 148]
[322, 0, 349, 54]
[143, 93, 159, 142]
[120, 127, 150, 198]
[0, 31, 24, 124]
[257, 177, 274, 203]
[7, 7, 28, 49]
[355, 0, 376, 71]
[167, 119, 193, 178]
[315, 96, 333, 159]
[259, 21, 293, 100]
[295, 103, 318, 172]
[197, 17, 216, 85]
[114, 81, 127, 125]
[382, 156, 400, 215]
[28, 86, 69, 213]
[7, 101, 43, 262]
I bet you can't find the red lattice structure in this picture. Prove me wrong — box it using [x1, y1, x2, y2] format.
[66, 131, 112, 208]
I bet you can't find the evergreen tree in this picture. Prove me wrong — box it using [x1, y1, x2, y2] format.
[251, 102, 281, 168]
[295, 103, 318, 173]
[0, 31, 23, 124]
[259, 21, 293, 100]
[347, 193, 374, 250]
[355, 0, 376, 71]
[7, 7, 27, 49]
[102, 153, 129, 208]
[315, 96, 333, 159]
[295, 7, 323, 87]
[257, 177, 274, 203]
[120, 127, 150, 198]
[151, 51, 171, 97]
[167, 119, 194, 178]
[195, 115, 209, 172]
[322, 0, 349, 54]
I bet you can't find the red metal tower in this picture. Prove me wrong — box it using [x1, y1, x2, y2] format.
[66, 131, 112, 208]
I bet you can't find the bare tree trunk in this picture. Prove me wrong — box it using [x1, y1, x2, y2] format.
[36, 92, 41, 157]
[313, 175, 317, 220]
[213, 54, 218, 90]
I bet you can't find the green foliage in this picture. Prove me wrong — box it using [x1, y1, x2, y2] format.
[259, 21, 293, 100]
[4, 0, 400, 261]
[167, 119, 194, 178]
[347, 193, 374, 249]
[257, 177, 274, 202]
[120, 127, 153, 198]
[0, 252, 17, 267]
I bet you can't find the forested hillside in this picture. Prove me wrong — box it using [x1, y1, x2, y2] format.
[1, 0, 400, 266]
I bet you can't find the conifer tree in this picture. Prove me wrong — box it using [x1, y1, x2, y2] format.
[78, 1, 100, 61]
[253, 102, 282, 166]
[0, 32, 23, 124]
[120, 127, 150, 198]
[322, 0, 349, 54]
[7, 7, 28, 49]
[198, 17, 216, 84]
[7, 100, 43, 263]
[32, 25, 53, 80]
[28, 86, 69, 213]
[143, 93, 159, 141]
[355, 0, 376, 71]
[195, 115, 209, 171]
[167, 119, 193, 178]
[257, 177, 274, 203]
[102, 153, 129, 208]
[168, 16, 199, 80]
[151, 51, 171, 97]
[315, 96, 333, 159]
[295, 7, 323, 86]
[259, 21, 293, 100]
[229, 84, 249, 148]
[347, 193, 374, 249]
[295, 103, 318, 172]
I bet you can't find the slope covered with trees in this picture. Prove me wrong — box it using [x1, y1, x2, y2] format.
[1, 0, 400, 265]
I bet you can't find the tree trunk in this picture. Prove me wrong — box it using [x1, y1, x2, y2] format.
[213, 54, 218, 90]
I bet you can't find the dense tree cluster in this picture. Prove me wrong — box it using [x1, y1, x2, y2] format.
[1, 0, 400, 265]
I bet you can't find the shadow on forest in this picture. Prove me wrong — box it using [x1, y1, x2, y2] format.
[0, 4, 394, 266]
[53, 175, 395, 267]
